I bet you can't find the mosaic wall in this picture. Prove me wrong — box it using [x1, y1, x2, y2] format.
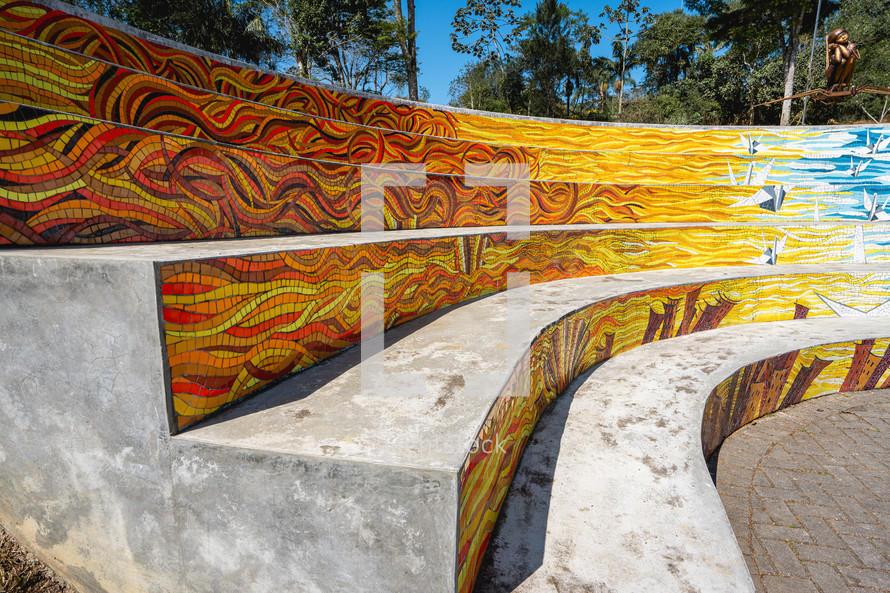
[1, 0, 885, 160]
[701, 339, 890, 458]
[5, 22, 890, 189]
[4, 98, 890, 244]
[4, 3, 890, 592]
[455, 273, 890, 592]
[1, 5, 890, 247]
[5, 102, 821, 245]
[0, 30, 542, 178]
[0, 0, 460, 136]
[162, 226, 890, 428]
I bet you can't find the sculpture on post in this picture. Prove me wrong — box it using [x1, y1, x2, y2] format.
[756, 26, 889, 108]
[825, 28, 860, 92]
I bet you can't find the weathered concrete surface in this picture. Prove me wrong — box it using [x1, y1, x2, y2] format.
[0, 255, 177, 593]
[183, 262, 888, 471]
[0, 252, 457, 593]
[168, 441, 457, 593]
[717, 388, 890, 593]
[1, 246, 888, 593]
[475, 320, 890, 593]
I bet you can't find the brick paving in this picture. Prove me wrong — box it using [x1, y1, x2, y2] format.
[716, 388, 890, 593]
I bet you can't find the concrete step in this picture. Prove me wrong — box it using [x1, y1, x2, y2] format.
[475, 321, 890, 593]
[3, 242, 890, 593]
[175, 262, 890, 592]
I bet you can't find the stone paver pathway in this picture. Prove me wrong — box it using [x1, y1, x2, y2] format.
[716, 388, 890, 593]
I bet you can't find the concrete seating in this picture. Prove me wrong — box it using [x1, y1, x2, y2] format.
[3, 253, 889, 592]
[475, 317, 889, 593]
[1, 1, 890, 592]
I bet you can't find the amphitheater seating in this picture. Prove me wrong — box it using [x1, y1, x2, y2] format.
[0, 1, 889, 592]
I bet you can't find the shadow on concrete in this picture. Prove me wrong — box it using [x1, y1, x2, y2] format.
[472, 364, 600, 593]
[184, 293, 495, 431]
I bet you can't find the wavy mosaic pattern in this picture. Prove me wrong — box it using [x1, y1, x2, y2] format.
[1, 5, 890, 244]
[455, 273, 890, 592]
[162, 226, 890, 428]
[701, 339, 890, 458]
[0, 0, 460, 137]
[15, 26, 890, 190]
[1, 103, 783, 245]
[4, 0, 890, 170]
[6, 31, 890, 187]
[6, 0, 887, 161]
[14, 102, 890, 244]
[0, 31, 540, 177]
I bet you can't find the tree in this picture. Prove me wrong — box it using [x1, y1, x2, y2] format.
[257, 0, 403, 93]
[688, 0, 839, 125]
[592, 41, 636, 112]
[449, 55, 524, 112]
[392, 0, 419, 100]
[71, 0, 282, 66]
[319, 4, 403, 93]
[450, 60, 505, 110]
[635, 10, 706, 91]
[598, 0, 652, 114]
[254, 0, 327, 77]
[515, 0, 599, 117]
[451, 0, 523, 66]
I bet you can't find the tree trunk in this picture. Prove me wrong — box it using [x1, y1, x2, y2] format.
[780, 11, 805, 126]
[406, 0, 418, 100]
[393, 0, 419, 101]
[618, 13, 629, 115]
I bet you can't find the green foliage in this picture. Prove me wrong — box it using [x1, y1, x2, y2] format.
[256, 0, 405, 93]
[446, 0, 890, 125]
[690, 0, 839, 123]
[71, 0, 282, 66]
[449, 0, 600, 119]
[449, 58, 521, 112]
[451, 0, 522, 63]
[517, 0, 576, 117]
[635, 10, 705, 91]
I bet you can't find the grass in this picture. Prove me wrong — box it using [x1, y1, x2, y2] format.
[0, 524, 75, 593]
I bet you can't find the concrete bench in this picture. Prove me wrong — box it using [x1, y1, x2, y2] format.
[475, 319, 890, 593]
[1, 228, 889, 593]
[172, 261, 889, 592]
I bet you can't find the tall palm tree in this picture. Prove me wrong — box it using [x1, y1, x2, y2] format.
[592, 41, 637, 113]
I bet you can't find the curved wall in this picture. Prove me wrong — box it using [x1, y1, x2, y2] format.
[1, 2, 890, 593]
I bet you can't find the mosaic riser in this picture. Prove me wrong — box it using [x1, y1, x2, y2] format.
[9, 103, 890, 245]
[1, 0, 886, 158]
[1, 30, 889, 249]
[0, 31, 543, 178]
[454, 280, 890, 592]
[0, 104, 780, 245]
[3, 33, 890, 186]
[161, 225, 890, 428]
[701, 339, 890, 457]
[0, 0, 462, 137]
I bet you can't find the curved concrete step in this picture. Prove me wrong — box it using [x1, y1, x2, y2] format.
[475, 321, 890, 593]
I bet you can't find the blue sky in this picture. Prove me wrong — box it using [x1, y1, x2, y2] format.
[415, 0, 686, 106]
